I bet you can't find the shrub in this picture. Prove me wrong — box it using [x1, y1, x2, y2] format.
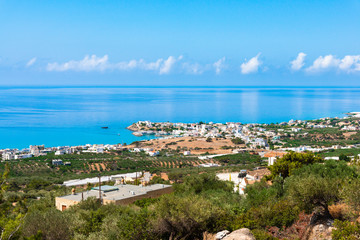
[153, 194, 227, 239]
[234, 200, 299, 230]
[286, 174, 340, 216]
[22, 209, 71, 240]
[231, 138, 245, 145]
[342, 178, 360, 213]
[339, 153, 351, 162]
[267, 152, 322, 180]
[251, 229, 277, 240]
[332, 220, 360, 240]
[174, 173, 233, 194]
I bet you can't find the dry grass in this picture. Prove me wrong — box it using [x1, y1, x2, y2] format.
[128, 136, 245, 155]
[329, 203, 350, 220]
[343, 131, 358, 138]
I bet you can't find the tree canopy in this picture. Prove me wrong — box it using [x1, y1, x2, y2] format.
[267, 152, 322, 180]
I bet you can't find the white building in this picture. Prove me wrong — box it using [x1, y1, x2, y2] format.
[55, 150, 65, 155]
[183, 151, 191, 156]
[2, 152, 15, 160]
[148, 151, 159, 157]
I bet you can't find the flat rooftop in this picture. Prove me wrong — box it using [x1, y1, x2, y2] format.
[92, 185, 119, 192]
[62, 172, 142, 187]
[58, 184, 172, 202]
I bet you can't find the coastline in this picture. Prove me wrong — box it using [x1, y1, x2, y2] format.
[3, 112, 360, 158]
[1, 111, 358, 151]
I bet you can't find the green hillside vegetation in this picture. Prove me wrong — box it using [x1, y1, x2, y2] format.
[1, 152, 360, 239]
[320, 148, 360, 157]
[214, 152, 261, 165]
[282, 128, 360, 147]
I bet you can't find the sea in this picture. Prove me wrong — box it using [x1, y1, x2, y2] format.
[1, 86, 360, 149]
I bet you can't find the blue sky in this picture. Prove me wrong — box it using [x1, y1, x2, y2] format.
[1, 0, 360, 86]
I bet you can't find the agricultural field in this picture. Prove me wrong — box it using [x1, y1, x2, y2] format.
[0, 151, 212, 180]
[282, 128, 360, 147]
[319, 148, 360, 158]
[0, 149, 265, 192]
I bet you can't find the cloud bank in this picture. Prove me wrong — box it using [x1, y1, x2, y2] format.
[47, 55, 183, 74]
[46, 55, 229, 75]
[41, 53, 360, 76]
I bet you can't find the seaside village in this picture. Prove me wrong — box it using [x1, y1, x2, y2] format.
[2, 116, 360, 210]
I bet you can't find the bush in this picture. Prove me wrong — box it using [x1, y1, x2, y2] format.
[153, 194, 227, 239]
[174, 173, 233, 194]
[234, 200, 299, 230]
[231, 138, 245, 145]
[22, 209, 71, 240]
[332, 220, 360, 240]
[148, 176, 170, 185]
[251, 229, 277, 240]
[243, 181, 279, 209]
[115, 208, 156, 240]
[342, 178, 360, 213]
[286, 174, 340, 216]
[339, 153, 351, 162]
[214, 153, 261, 165]
[267, 152, 322, 180]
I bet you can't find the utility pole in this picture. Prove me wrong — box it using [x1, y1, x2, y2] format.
[98, 174, 101, 204]
[135, 168, 138, 185]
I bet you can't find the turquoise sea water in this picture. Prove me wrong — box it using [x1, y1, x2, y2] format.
[1, 86, 360, 149]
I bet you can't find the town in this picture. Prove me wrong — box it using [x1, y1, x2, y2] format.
[3, 113, 360, 163]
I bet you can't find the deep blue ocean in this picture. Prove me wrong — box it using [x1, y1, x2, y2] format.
[1, 86, 360, 149]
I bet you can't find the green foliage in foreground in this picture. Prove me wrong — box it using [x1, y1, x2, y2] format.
[267, 151, 322, 179]
[332, 220, 360, 240]
[2, 152, 360, 239]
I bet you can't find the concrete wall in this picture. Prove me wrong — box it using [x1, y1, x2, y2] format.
[56, 186, 173, 211]
[55, 197, 79, 211]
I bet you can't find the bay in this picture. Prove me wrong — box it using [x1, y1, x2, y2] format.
[1, 86, 359, 149]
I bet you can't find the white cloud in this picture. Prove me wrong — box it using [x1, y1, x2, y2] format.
[159, 56, 177, 75]
[290, 52, 306, 71]
[46, 55, 184, 74]
[306, 54, 360, 73]
[339, 55, 360, 73]
[138, 59, 162, 71]
[115, 60, 138, 70]
[306, 55, 340, 73]
[240, 54, 261, 74]
[213, 57, 226, 74]
[26, 57, 37, 67]
[47, 55, 109, 72]
[182, 62, 204, 75]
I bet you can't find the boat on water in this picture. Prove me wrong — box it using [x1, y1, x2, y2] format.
[101, 127, 109, 129]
